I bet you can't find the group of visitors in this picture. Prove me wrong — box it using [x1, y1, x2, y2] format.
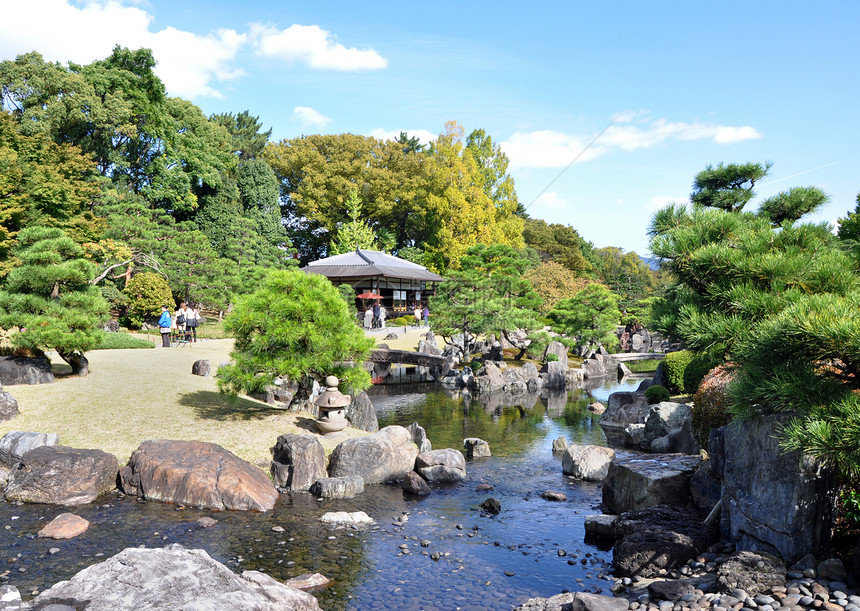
[364, 303, 387, 329]
[414, 304, 429, 327]
[158, 302, 200, 347]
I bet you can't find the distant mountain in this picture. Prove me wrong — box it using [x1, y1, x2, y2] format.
[640, 255, 661, 271]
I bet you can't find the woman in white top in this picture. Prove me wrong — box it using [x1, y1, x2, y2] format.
[175, 302, 188, 341]
[185, 303, 199, 342]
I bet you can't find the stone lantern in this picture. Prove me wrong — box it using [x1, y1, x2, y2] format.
[314, 375, 350, 435]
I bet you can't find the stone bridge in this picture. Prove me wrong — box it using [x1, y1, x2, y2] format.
[369, 348, 446, 368]
[604, 352, 665, 362]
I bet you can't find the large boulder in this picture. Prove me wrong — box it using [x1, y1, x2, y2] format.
[562, 445, 615, 481]
[191, 360, 211, 377]
[345, 391, 378, 433]
[610, 505, 718, 578]
[415, 449, 466, 483]
[474, 361, 505, 393]
[270, 434, 326, 492]
[719, 415, 836, 563]
[640, 402, 693, 450]
[631, 329, 652, 352]
[4, 445, 117, 505]
[540, 360, 568, 389]
[602, 454, 701, 514]
[463, 437, 491, 458]
[327, 425, 419, 484]
[581, 357, 607, 379]
[0, 431, 59, 468]
[38, 512, 90, 539]
[309, 475, 364, 499]
[32, 544, 321, 610]
[543, 341, 569, 368]
[0, 355, 54, 385]
[119, 440, 278, 511]
[716, 551, 786, 595]
[598, 391, 650, 446]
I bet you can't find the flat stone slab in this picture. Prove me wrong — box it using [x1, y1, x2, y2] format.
[602, 454, 701, 514]
[320, 511, 375, 528]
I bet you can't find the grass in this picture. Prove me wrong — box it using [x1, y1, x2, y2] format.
[2, 339, 363, 469]
[94, 333, 154, 350]
[624, 359, 662, 373]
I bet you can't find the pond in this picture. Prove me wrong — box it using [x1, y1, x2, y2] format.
[0, 374, 648, 610]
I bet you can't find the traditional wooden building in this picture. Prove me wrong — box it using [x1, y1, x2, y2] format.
[301, 249, 444, 314]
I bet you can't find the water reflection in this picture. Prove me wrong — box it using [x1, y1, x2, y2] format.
[1, 382, 627, 610]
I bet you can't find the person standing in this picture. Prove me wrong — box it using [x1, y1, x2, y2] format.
[422, 305, 429, 328]
[158, 305, 172, 347]
[380, 304, 387, 328]
[372, 303, 381, 329]
[414, 305, 422, 327]
[175, 302, 187, 342]
[185, 303, 199, 342]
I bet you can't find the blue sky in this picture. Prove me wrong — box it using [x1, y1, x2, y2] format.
[2, 0, 858, 254]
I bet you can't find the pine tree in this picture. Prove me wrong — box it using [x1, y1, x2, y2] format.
[0, 226, 108, 375]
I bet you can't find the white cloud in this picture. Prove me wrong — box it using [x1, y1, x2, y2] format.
[368, 128, 436, 145]
[0, 0, 246, 99]
[251, 24, 387, 71]
[502, 115, 763, 169]
[532, 191, 570, 210]
[293, 106, 332, 128]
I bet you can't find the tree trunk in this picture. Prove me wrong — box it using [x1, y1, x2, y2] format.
[58, 351, 89, 377]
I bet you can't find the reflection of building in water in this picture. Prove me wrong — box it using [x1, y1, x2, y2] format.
[371, 364, 435, 385]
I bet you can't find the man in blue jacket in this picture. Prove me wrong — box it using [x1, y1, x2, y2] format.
[158, 305, 172, 348]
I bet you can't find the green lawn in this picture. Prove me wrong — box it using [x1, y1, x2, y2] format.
[1, 339, 361, 468]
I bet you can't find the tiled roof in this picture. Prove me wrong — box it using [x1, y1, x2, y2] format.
[301, 249, 444, 281]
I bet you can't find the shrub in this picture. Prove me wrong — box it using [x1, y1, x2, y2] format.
[94, 333, 155, 350]
[645, 385, 671, 404]
[99, 283, 127, 309]
[691, 364, 734, 449]
[124, 272, 173, 327]
[545, 352, 559, 362]
[663, 350, 694, 394]
[392, 316, 411, 326]
[683, 353, 718, 396]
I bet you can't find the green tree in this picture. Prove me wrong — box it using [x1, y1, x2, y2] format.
[549, 283, 620, 352]
[123, 271, 173, 327]
[524, 260, 590, 313]
[593, 246, 655, 315]
[330, 190, 378, 255]
[690, 161, 771, 212]
[211, 110, 272, 161]
[649, 162, 859, 477]
[0, 226, 108, 375]
[522, 218, 595, 274]
[837, 194, 860, 245]
[218, 269, 374, 396]
[430, 244, 541, 359]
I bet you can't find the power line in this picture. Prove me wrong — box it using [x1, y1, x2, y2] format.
[524, 119, 616, 212]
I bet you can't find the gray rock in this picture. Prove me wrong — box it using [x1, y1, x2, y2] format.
[552, 436, 569, 453]
[5, 445, 118, 506]
[649, 581, 695, 601]
[401, 471, 431, 495]
[249, 378, 299, 408]
[408, 422, 432, 453]
[345, 391, 378, 433]
[618, 362, 633, 378]
[599, 392, 650, 446]
[328, 425, 419, 484]
[690, 459, 722, 513]
[562, 445, 616, 481]
[416, 449, 466, 483]
[582, 358, 607, 379]
[716, 551, 786, 596]
[541, 490, 567, 501]
[191, 360, 210, 376]
[0, 390, 17, 422]
[514, 591, 629, 611]
[418, 339, 442, 356]
[0, 355, 54, 385]
[641, 402, 692, 450]
[309, 475, 364, 499]
[0, 431, 59, 468]
[588, 402, 606, 415]
[464, 437, 491, 458]
[480, 497, 501, 515]
[584, 514, 618, 538]
[652, 361, 668, 388]
[623, 424, 646, 448]
[666, 419, 701, 455]
[474, 361, 506, 393]
[541, 360, 568, 389]
[602, 454, 701, 514]
[650, 435, 671, 453]
[631, 329, 652, 352]
[637, 378, 654, 392]
[721, 415, 836, 563]
[818, 557, 847, 581]
[31, 544, 321, 610]
[270, 434, 326, 492]
[544, 341, 569, 368]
